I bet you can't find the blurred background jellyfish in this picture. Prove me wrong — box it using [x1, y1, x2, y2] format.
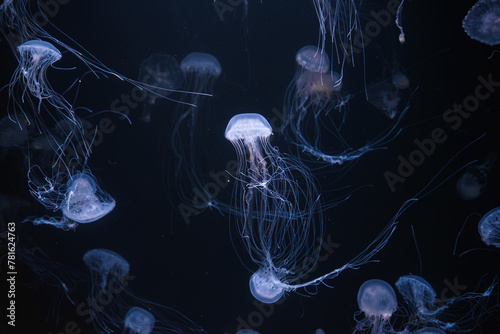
[354, 279, 398, 334]
[137, 53, 183, 123]
[23, 167, 115, 230]
[225, 113, 401, 304]
[367, 81, 402, 120]
[395, 274, 496, 332]
[169, 52, 224, 216]
[283, 45, 408, 165]
[478, 207, 500, 248]
[83, 248, 206, 334]
[463, 0, 500, 46]
[123, 307, 155, 334]
[456, 153, 496, 200]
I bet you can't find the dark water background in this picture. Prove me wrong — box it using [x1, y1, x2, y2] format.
[1, 0, 500, 333]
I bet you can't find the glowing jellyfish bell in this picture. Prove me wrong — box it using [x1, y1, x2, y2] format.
[83, 248, 130, 291]
[16, 40, 62, 100]
[395, 275, 436, 313]
[123, 307, 155, 334]
[296, 45, 330, 73]
[463, 0, 500, 46]
[478, 207, 500, 248]
[225, 113, 272, 143]
[249, 268, 284, 304]
[62, 171, 116, 224]
[355, 279, 398, 333]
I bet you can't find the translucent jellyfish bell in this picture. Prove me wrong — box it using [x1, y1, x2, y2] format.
[357, 279, 398, 320]
[62, 172, 116, 224]
[224, 113, 272, 142]
[17, 40, 62, 99]
[123, 307, 155, 334]
[249, 269, 284, 304]
[463, 0, 500, 46]
[295, 45, 330, 73]
[355, 279, 398, 334]
[180, 52, 222, 79]
[83, 248, 130, 291]
[456, 153, 495, 200]
[395, 275, 436, 314]
[478, 207, 500, 247]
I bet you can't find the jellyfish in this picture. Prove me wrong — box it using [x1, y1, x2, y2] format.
[169, 52, 224, 216]
[123, 307, 155, 334]
[354, 279, 398, 334]
[82, 248, 206, 334]
[392, 72, 410, 90]
[367, 81, 402, 120]
[456, 153, 496, 200]
[395, 274, 496, 332]
[282, 45, 408, 165]
[225, 113, 405, 303]
[138, 53, 183, 123]
[478, 207, 500, 247]
[463, 0, 500, 46]
[23, 167, 115, 230]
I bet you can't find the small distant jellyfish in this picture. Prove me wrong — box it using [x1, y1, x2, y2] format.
[138, 53, 183, 122]
[83, 248, 206, 334]
[24, 168, 115, 230]
[354, 279, 398, 334]
[123, 307, 155, 334]
[226, 113, 401, 304]
[478, 207, 500, 247]
[456, 153, 496, 200]
[367, 81, 401, 120]
[392, 72, 410, 90]
[170, 52, 224, 214]
[395, 274, 496, 332]
[463, 0, 500, 46]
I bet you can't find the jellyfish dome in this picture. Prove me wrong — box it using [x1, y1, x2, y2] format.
[17, 40, 62, 62]
[395, 275, 436, 313]
[83, 248, 130, 290]
[295, 45, 330, 73]
[357, 279, 398, 320]
[249, 268, 285, 304]
[478, 207, 500, 247]
[224, 113, 272, 142]
[62, 172, 116, 224]
[180, 52, 222, 78]
[123, 307, 155, 334]
[463, 0, 500, 46]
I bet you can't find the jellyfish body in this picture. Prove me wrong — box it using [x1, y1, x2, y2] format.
[170, 52, 224, 215]
[355, 279, 398, 334]
[138, 53, 183, 122]
[478, 207, 500, 247]
[24, 168, 115, 230]
[367, 81, 401, 120]
[123, 307, 155, 334]
[283, 45, 407, 165]
[456, 153, 496, 200]
[463, 0, 500, 46]
[82, 248, 205, 334]
[392, 72, 410, 90]
[395, 274, 496, 332]
[225, 113, 401, 303]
